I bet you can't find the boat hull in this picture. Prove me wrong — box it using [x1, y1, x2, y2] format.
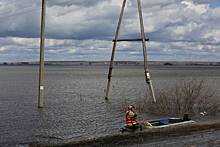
[144, 118, 195, 129]
[120, 118, 195, 132]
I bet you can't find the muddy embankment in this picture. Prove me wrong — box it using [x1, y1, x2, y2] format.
[31, 120, 220, 147]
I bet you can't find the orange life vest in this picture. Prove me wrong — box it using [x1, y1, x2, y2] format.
[126, 110, 137, 127]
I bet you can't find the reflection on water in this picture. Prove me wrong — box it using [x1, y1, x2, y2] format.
[0, 65, 220, 145]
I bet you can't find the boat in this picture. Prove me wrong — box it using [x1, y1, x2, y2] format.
[144, 118, 195, 129]
[119, 117, 195, 133]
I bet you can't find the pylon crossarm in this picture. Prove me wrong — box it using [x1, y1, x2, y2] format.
[113, 38, 149, 42]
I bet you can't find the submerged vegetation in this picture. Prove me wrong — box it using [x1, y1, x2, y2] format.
[145, 80, 220, 116]
[121, 80, 220, 117]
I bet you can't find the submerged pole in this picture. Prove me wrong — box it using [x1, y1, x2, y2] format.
[38, 0, 46, 108]
[137, 0, 156, 103]
[105, 0, 127, 100]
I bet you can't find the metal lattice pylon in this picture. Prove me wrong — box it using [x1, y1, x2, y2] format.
[105, 0, 156, 103]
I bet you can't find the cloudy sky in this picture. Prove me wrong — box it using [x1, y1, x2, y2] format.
[0, 0, 220, 62]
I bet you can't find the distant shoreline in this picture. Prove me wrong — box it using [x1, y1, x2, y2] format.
[1, 61, 220, 66]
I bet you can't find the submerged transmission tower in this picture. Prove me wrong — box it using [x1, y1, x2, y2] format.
[105, 0, 156, 102]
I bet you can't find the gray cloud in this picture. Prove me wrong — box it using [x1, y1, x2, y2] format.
[47, 0, 105, 7]
[0, 0, 220, 61]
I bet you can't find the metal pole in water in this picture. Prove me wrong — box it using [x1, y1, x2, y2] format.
[38, 0, 46, 108]
[105, 0, 127, 100]
[137, 0, 156, 103]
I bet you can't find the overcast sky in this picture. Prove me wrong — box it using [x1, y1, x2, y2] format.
[0, 0, 220, 62]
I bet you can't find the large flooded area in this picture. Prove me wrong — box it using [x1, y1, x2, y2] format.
[0, 65, 220, 146]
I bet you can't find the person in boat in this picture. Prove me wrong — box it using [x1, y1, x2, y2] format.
[125, 105, 138, 128]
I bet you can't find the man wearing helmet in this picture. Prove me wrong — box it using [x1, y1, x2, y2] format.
[125, 105, 138, 128]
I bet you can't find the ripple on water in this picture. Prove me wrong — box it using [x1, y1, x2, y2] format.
[0, 65, 220, 145]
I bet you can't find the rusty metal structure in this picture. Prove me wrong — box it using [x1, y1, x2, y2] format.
[105, 0, 156, 102]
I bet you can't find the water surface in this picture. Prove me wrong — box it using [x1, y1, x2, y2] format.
[0, 65, 220, 145]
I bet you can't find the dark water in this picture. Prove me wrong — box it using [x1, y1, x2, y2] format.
[0, 65, 220, 145]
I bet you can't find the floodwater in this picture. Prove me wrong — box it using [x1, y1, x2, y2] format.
[0, 65, 220, 146]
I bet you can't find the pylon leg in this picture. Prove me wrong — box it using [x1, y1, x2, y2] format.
[38, 0, 46, 108]
[105, 0, 127, 100]
[137, 0, 156, 102]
